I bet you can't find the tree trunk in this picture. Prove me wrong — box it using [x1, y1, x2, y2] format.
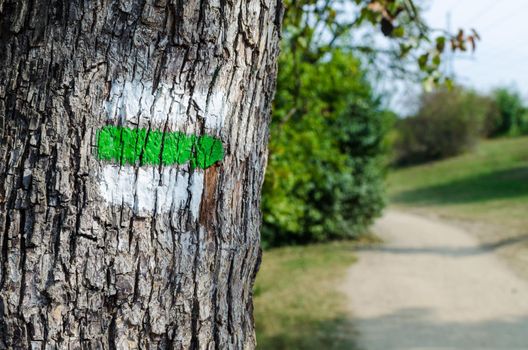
[0, 1, 282, 348]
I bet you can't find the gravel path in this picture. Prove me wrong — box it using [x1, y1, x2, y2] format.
[344, 210, 528, 350]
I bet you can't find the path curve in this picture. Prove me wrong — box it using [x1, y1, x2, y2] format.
[344, 210, 528, 350]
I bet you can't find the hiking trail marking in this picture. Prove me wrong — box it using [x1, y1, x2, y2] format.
[96, 80, 227, 216]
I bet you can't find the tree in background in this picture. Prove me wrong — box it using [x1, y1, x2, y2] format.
[394, 87, 490, 165]
[394, 85, 528, 167]
[487, 87, 528, 137]
[263, 50, 392, 246]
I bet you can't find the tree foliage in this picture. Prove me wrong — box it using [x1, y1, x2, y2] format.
[281, 0, 479, 86]
[394, 85, 528, 165]
[487, 87, 528, 137]
[262, 50, 391, 246]
[394, 87, 490, 165]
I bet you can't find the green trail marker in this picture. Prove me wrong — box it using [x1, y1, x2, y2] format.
[96, 126, 224, 169]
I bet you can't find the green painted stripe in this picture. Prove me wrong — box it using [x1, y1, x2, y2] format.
[96, 126, 224, 169]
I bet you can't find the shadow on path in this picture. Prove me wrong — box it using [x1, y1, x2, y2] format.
[350, 307, 528, 349]
[257, 317, 363, 350]
[355, 234, 528, 258]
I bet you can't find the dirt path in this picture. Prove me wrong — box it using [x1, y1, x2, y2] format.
[344, 210, 528, 350]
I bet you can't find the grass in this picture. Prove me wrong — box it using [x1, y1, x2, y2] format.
[388, 136, 528, 230]
[254, 241, 366, 350]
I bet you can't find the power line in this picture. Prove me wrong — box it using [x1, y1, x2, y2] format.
[465, 0, 501, 25]
[480, 2, 528, 32]
[453, 53, 528, 76]
[445, 11, 455, 77]
[448, 0, 465, 14]
[471, 43, 527, 63]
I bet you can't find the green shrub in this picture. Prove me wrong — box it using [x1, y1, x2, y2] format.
[487, 87, 528, 137]
[394, 87, 488, 165]
[262, 50, 390, 247]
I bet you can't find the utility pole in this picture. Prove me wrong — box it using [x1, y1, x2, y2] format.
[445, 11, 455, 77]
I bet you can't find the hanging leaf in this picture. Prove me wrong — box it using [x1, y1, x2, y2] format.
[380, 17, 394, 36]
[436, 36, 446, 53]
[418, 53, 429, 71]
[392, 26, 405, 38]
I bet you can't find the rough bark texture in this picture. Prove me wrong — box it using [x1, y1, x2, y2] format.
[0, 0, 282, 349]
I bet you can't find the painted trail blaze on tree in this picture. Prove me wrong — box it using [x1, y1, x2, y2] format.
[96, 126, 224, 169]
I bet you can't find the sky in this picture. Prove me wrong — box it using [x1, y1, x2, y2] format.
[390, 0, 528, 114]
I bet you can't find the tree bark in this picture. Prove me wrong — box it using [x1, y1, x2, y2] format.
[0, 0, 282, 348]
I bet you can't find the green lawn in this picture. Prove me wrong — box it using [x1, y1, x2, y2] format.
[254, 241, 365, 350]
[388, 136, 528, 230]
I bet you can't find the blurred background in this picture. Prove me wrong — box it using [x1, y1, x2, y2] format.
[254, 0, 528, 348]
